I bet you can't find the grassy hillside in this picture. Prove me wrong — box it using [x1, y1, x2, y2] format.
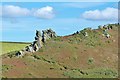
[0, 42, 30, 55]
[2, 24, 119, 78]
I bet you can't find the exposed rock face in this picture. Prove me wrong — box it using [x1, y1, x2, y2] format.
[35, 30, 43, 48]
[42, 28, 57, 43]
[16, 29, 57, 57]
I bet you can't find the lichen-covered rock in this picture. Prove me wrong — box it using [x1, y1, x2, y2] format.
[16, 50, 24, 57]
[42, 28, 57, 43]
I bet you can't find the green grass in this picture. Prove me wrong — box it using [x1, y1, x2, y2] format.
[0, 42, 30, 55]
[63, 68, 118, 78]
[2, 64, 13, 72]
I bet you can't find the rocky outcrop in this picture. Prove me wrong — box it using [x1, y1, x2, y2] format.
[16, 29, 57, 57]
[42, 28, 57, 43]
[98, 24, 112, 38]
[98, 23, 119, 38]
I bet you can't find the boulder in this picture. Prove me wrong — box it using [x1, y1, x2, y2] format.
[103, 30, 110, 38]
[83, 32, 88, 37]
[33, 43, 39, 51]
[108, 25, 113, 30]
[16, 50, 24, 57]
[106, 33, 110, 38]
[103, 25, 108, 30]
[28, 45, 34, 52]
[42, 29, 57, 43]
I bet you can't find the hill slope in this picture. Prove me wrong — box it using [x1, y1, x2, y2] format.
[2, 24, 119, 78]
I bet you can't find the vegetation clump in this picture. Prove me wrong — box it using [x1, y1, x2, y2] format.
[88, 57, 94, 65]
[2, 65, 12, 72]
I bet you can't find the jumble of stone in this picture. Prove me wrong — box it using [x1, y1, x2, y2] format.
[16, 29, 57, 57]
[42, 28, 57, 43]
[98, 24, 113, 30]
[103, 30, 110, 38]
[103, 25, 113, 30]
[99, 24, 113, 38]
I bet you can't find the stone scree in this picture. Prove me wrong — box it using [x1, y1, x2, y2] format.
[16, 29, 57, 56]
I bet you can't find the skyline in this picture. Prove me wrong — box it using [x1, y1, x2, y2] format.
[0, 2, 118, 42]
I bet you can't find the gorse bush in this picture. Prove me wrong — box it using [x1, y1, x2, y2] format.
[53, 36, 62, 41]
[7, 51, 18, 58]
[2, 65, 12, 72]
[33, 54, 41, 60]
[38, 48, 44, 52]
[88, 57, 94, 65]
[32, 54, 56, 64]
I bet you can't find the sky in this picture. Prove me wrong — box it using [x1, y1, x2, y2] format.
[0, 2, 118, 42]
